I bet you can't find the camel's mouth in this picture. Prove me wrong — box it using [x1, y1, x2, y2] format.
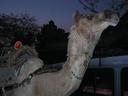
[110, 16, 120, 27]
[111, 22, 119, 26]
[108, 18, 119, 27]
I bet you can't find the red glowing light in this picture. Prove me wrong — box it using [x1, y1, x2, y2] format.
[15, 41, 22, 49]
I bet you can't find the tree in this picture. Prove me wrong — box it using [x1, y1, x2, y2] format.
[78, 0, 128, 16]
[36, 20, 68, 64]
[0, 13, 40, 47]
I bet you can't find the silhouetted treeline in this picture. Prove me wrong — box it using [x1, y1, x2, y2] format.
[36, 20, 68, 64]
[0, 13, 39, 47]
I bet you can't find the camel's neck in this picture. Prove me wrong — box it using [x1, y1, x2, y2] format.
[61, 25, 104, 82]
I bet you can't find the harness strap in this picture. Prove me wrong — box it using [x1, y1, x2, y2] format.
[2, 87, 7, 96]
[0, 66, 60, 94]
[71, 71, 83, 80]
[70, 52, 92, 81]
[0, 74, 33, 94]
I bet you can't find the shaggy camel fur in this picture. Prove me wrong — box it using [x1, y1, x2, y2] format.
[6, 10, 119, 96]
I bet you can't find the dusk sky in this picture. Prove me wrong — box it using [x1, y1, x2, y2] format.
[0, 0, 111, 31]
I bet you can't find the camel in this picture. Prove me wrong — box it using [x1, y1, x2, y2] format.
[4, 10, 119, 96]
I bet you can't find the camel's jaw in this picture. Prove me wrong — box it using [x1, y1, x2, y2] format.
[106, 19, 119, 27]
[109, 15, 120, 27]
[111, 22, 118, 26]
[110, 19, 119, 26]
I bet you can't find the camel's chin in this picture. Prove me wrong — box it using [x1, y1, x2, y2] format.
[111, 23, 118, 27]
[111, 20, 119, 26]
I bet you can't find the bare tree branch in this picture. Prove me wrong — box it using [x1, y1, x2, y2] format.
[78, 0, 98, 13]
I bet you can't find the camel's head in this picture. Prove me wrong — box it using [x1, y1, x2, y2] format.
[73, 10, 119, 41]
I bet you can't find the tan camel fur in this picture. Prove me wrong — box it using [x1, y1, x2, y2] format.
[7, 10, 119, 96]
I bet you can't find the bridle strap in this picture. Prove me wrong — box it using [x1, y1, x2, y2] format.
[0, 65, 59, 93]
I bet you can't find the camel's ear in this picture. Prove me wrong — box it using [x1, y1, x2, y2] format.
[74, 10, 81, 23]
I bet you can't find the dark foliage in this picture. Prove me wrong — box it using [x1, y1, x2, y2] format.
[0, 13, 39, 47]
[78, 0, 128, 16]
[36, 20, 68, 64]
[94, 11, 128, 57]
